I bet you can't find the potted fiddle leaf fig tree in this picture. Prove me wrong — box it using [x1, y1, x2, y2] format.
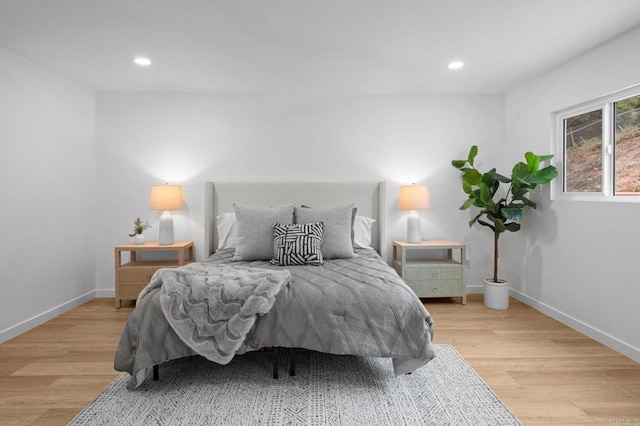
[451, 145, 557, 309]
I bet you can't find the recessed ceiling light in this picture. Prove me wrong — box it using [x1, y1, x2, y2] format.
[447, 61, 464, 70]
[134, 57, 152, 66]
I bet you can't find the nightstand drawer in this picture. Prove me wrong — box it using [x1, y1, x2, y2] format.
[404, 266, 462, 281]
[407, 280, 464, 298]
[119, 283, 147, 300]
[118, 266, 161, 284]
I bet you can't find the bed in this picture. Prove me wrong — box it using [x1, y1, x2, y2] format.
[115, 182, 436, 387]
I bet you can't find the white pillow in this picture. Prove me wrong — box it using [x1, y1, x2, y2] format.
[216, 213, 237, 250]
[353, 215, 375, 249]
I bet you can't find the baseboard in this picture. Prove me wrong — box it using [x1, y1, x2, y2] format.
[95, 288, 115, 298]
[0, 290, 97, 344]
[510, 288, 640, 363]
[466, 285, 484, 294]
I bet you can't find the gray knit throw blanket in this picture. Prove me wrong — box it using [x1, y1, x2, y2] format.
[146, 262, 290, 364]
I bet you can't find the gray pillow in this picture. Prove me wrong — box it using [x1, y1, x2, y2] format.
[233, 204, 294, 261]
[294, 204, 355, 259]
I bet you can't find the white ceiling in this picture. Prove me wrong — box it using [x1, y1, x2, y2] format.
[1, 0, 640, 94]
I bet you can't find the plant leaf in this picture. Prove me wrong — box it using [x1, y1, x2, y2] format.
[472, 198, 485, 208]
[479, 182, 491, 204]
[468, 145, 478, 166]
[451, 160, 466, 169]
[501, 207, 525, 221]
[519, 196, 537, 208]
[477, 219, 496, 232]
[481, 168, 496, 186]
[512, 174, 529, 186]
[459, 198, 475, 210]
[525, 152, 540, 174]
[487, 215, 506, 232]
[463, 169, 482, 186]
[528, 165, 558, 184]
[512, 162, 530, 180]
[537, 154, 553, 162]
[504, 222, 521, 232]
[487, 169, 511, 183]
[469, 211, 484, 227]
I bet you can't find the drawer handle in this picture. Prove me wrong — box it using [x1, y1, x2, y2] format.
[432, 287, 438, 293]
[432, 272, 438, 278]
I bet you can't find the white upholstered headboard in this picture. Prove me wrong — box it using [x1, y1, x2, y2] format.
[204, 181, 387, 259]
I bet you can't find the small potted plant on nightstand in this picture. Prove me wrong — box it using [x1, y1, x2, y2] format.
[451, 145, 557, 309]
[129, 217, 151, 245]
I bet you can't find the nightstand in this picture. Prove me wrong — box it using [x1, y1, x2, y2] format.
[114, 241, 195, 308]
[392, 240, 466, 304]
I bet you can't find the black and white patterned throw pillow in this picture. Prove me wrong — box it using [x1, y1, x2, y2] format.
[270, 222, 324, 266]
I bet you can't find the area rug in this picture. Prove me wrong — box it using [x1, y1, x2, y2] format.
[71, 345, 520, 425]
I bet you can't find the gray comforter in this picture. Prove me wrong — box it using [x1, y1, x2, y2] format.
[115, 248, 436, 387]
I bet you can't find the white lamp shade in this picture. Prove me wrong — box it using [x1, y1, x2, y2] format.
[150, 185, 184, 211]
[399, 184, 430, 210]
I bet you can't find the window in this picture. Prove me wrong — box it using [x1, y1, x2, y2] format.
[556, 86, 640, 200]
[614, 94, 640, 195]
[564, 109, 603, 193]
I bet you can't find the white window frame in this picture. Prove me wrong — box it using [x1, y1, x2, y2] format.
[552, 84, 640, 203]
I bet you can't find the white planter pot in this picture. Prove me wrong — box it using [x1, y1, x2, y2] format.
[134, 234, 146, 245]
[483, 278, 509, 310]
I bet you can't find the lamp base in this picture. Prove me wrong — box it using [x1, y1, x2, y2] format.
[406, 210, 422, 243]
[158, 211, 175, 245]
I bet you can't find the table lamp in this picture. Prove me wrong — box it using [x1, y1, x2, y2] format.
[399, 184, 430, 243]
[150, 184, 184, 245]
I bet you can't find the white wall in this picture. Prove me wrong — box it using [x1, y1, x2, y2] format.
[504, 26, 640, 361]
[0, 46, 95, 341]
[95, 93, 504, 293]
[5, 21, 638, 364]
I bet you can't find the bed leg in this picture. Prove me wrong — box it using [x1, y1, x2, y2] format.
[289, 349, 296, 376]
[153, 365, 159, 381]
[272, 347, 279, 379]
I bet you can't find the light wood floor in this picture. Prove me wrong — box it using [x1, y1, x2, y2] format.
[0, 295, 638, 425]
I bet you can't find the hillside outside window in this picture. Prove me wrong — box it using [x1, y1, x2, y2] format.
[556, 87, 640, 201]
